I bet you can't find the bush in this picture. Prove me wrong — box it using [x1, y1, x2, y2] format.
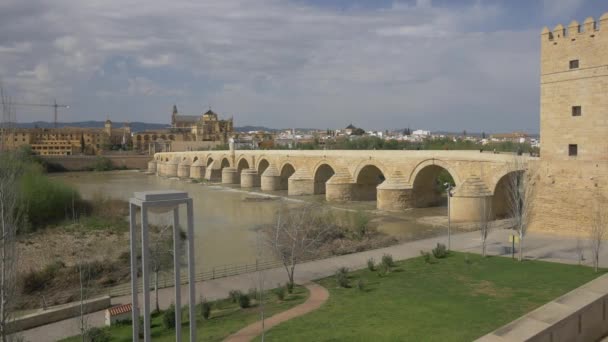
[336, 268, 350, 288]
[19, 168, 83, 230]
[420, 250, 432, 264]
[356, 279, 366, 291]
[381, 254, 395, 268]
[353, 210, 370, 239]
[229, 290, 242, 303]
[273, 284, 286, 301]
[248, 287, 258, 300]
[200, 297, 211, 320]
[286, 282, 294, 294]
[367, 258, 375, 271]
[432, 243, 448, 259]
[21, 261, 65, 294]
[93, 156, 113, 171]
[84, 327, 111, 342]
[162, 304, 176, 329]
[238, 293, 251, 308]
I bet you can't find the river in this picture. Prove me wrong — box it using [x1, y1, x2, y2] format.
[52, 170, 451, 272]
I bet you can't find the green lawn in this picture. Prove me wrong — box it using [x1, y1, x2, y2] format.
[258, 252, 605, 342]
[61, 286, 308, 342]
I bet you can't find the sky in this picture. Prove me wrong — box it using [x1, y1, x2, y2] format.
[0, 0, 607, 133]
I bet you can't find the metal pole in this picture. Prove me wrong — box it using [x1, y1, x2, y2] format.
[129, 203, 139, 342]
[187, 199, 196, 341]
[141, 205, 151, 342]
[173, 207, 182, 342]
[447, 187, 451, 251]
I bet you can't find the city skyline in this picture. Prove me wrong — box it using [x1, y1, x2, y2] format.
[1, 0, 606, 131]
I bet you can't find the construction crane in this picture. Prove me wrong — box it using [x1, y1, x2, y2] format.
[12, 99, 70, 128]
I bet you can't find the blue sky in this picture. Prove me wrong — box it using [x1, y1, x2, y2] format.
[0, 0, 606, 132]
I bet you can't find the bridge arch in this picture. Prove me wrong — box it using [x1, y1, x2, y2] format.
[491, 170, 521, 219]
[257, 158, 270, 175]
[353, 163, 386, 201]
[237, 158, 250, 173]
[313, 162, 336, 195]
[280, 162, 296, 190]
[220, 157, 230, 168]
[206, 157, 214, 167]
[411, 163, 457, 208]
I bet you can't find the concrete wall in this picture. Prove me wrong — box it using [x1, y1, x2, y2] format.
[9, 296, 111, 333]
[42, 155, 150, 171]
[476, 274, 608, 342]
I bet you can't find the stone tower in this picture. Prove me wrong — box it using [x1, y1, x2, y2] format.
[104, 119, 112, 136]
[540, 13, 608, 161]
[532, 12, 608, 234]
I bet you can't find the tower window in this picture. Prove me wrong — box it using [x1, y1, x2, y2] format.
[569, 144, 578, 156]
[572, 106, 582, 116]
[569, 60, 579, 69]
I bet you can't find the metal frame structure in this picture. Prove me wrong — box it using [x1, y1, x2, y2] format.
[129, 190, 196, 342]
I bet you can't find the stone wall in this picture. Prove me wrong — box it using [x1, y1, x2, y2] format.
[42, 155, 151, 171]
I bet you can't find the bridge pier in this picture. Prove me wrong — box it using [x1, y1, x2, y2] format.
[178, 160, 191, 178]
[190, 160, 205, 180]
[241, 168, 260, 188]
[260, 166, 282, 191]
[147, 160, 157, 173]
[326, 172, 355, 201]
[376, 173, 413, 211]
[205, 162, 222, 182]
[450, 177, 493, 222]
[165, 159, 179, 178]
[221, 167, 240, 184]
[288, 168, 314, 195]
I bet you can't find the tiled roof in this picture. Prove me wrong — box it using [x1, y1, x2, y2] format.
[108, 303, 132, 316]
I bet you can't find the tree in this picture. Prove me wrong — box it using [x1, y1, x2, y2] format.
[264, 203, 330, 290]
[149, 224, 176, 313]
[504, 157, 537, 262]
[478, 196, 492, 257]
[590, 201, 607, 272]
[0, 86, 22, 342]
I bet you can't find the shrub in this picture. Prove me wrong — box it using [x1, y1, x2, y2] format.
[21, 261, 65, 294]
[353, 210, 370, 239]
[273, 284, 286, 301]
[432, 243, 448, 259]
[248, 287, 258, 300]
[420, 250, 432, 264]
[93, 156, 113, 171]
[336, 268, 350, 288]
[19, 168, 83, 230]
[200, 298, 211, 320]
[84, 327, 111, 342]
[378, 262, 390, 275]
[356, 279, 366, 291]
[238, 294, 251, 308]
[162, 304, 176, 329]
[286, 282, 294, 294]
[367, 258, 375, 271]
[229, 290, 242, 303]
[381, 254, 395, 268]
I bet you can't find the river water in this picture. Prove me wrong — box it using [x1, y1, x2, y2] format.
[52, 171, 451, 272]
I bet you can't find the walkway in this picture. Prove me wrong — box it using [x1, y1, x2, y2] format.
[224, 282, 329, 342]
[18, 229, 608, 342]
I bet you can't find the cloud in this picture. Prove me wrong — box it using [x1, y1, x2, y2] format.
[542, 0, 585, 18]
[0, 0, 540, 132]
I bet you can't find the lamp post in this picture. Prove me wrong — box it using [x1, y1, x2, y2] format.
[444, 183, 453, 251]
[129, 190, 196, 342]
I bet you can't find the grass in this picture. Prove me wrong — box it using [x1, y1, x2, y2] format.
[257, 252, 605, 341]
[60, 285, 309, 342]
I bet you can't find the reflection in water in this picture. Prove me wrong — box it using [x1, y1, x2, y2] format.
[53, 171, 451, 271]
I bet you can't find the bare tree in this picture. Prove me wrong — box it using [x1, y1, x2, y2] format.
[504, 157, 537, 262]
[149, 224, 175, 313]
[265, 203, 330, 290]
[590, 202, 607, 272]
[0, 90, 22, 341]
[479, 197, 492, 257]
[575, 234, 585, 266]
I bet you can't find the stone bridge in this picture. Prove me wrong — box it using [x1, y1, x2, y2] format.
[149, 150, 530, 222]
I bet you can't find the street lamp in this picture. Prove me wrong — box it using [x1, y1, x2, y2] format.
[129, 190, 196, 342]
[444, 183, 453, 251]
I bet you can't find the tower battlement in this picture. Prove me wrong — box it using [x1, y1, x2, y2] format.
[541, 13, 608, 42]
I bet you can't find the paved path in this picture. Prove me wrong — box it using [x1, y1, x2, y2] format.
[223, 282, 329, 342]
[18, 228, 608, 342]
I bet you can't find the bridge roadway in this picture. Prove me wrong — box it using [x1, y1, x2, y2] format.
[149, 150, 530, 222]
